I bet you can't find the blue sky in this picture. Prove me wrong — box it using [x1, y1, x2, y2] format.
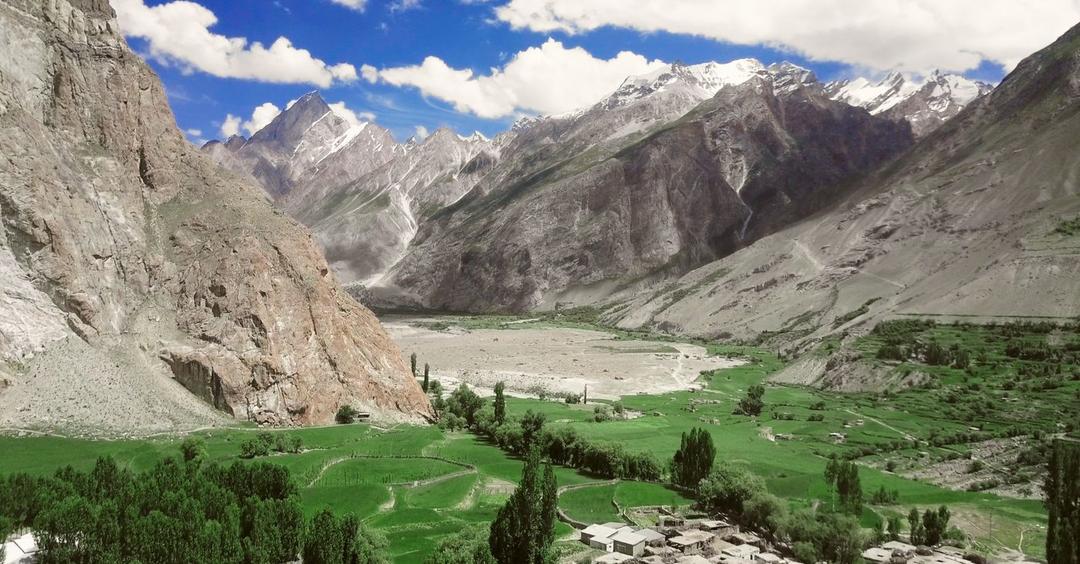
[114, 0, 1078, 144]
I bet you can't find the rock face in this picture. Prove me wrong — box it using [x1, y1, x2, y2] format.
[0, 0, 433, 431]
[616, 23, 1080, 341]
[378, 66, 912, 311]
[826, 71, 994, 137]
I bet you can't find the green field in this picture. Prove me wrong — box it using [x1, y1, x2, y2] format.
[1, 316, 1071, 562]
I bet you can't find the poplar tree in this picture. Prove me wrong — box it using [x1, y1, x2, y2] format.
[671, 427, 716, 489]
[489, 447, 557, 564]
[1046, 439, 1079, 564]
[493, 381, 507, 425]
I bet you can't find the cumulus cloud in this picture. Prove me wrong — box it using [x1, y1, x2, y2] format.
[329, 0, 367, 11]
[112, 0, 359, 87]
[224, 99, 373, 139]
[414, 125, 430, 139]
[328, 102, 376, 128]
[492, 0, 1080, 74]
[361, 64, 380, 83]
[374, 38, 665, 118]
[243, 103, 283, 136]
[220, 115, 241, 138]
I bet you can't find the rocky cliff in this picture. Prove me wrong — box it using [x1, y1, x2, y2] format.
[378, 68, 912, 311]
[615, 22, 1080, 343]
[0, 0, 433, 432]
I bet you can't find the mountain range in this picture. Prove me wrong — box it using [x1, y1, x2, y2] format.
[3, 0, 1077, 433]
[208, 59, 991, 309]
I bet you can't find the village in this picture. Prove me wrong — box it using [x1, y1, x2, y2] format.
[571, 513, 981, 564]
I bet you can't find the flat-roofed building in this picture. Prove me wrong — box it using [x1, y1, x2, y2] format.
[611, 529, 647, 557]
[670, 530, 716, 555]
[580, 524, 617, 547]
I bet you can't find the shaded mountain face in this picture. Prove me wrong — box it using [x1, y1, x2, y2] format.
[0, 0, 433, 430]
[826, 71, 994, 136]
[379, 70, 913, 311]
[616, 23, 1080, 344]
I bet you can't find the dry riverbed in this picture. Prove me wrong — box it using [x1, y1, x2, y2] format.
[383, 317, 744, 400]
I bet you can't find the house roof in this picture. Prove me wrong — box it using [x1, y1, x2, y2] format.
[610, 530, 647, 545]
[635, 528, 666, 542]
[883, 541, 917, 552]
[862, 547, 894, 562]
[675, 556, 711, 564]
[595, 553, 634, 564]
[721, 544, 760, 557]
[670, 530, 715, 546]
[582, 524, 618, 538]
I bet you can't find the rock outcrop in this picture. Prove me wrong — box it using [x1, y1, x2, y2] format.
[0, 0, 433, 431]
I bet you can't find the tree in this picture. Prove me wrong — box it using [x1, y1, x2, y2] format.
[304, 508, 345, 564]
[671, 427, 716, 489]
[336, 405, 359, 424]
[520, 410, 546, 449]
[824, 456, 862, 514]
[410, 352, 418, 377]
[180, 437, 207, 463]
[488, 447, 557, 564]
[736, 384, 766, 416]
[425, 526, 495, 564]
[429, 380, 445, 415]
[922, 506, 950, 546]
[540, 464, 558, 547]
[908, 508, 924, 545]
[447, 384, 485, 427]
[1046, 439, 1080, 564]
[697, 463, 766, 517]
[887, 516, 902, 541]
[494, 381, 507, 425]
[423, 363, 431, 393]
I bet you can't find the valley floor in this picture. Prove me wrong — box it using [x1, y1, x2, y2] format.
[2, 315, 1071, 563]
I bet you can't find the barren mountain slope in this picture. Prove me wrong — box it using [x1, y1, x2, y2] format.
[379, 72, 912, 312]
[0, 0, 433, 432]
[613, 23, 1080, 343]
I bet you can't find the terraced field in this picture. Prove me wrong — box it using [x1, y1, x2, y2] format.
[1, 316, 1072, 562]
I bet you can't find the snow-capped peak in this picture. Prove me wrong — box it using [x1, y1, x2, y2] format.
[826, 71, 992, 116]
[605, 59, 768, 109]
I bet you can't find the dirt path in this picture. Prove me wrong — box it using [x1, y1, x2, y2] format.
[843, 408, 914, 441]
[307, 456, 350, 488]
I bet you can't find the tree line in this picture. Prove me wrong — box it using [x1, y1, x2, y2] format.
[0, 439, 388, 563]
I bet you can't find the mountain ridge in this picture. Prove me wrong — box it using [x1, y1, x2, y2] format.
[0, 0, 433, 432]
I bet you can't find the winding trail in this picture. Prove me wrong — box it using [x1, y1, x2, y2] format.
[843, 408, 914, 441]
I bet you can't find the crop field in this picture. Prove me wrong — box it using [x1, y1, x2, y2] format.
[0, 316, 1071, 562]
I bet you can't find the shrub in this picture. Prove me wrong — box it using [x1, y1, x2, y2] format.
[336, 405, 359, 424]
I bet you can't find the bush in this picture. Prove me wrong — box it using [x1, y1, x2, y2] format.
[336, 405, 359, 424]
[735, 385, 765, 416]
[808, 414, 825, 422]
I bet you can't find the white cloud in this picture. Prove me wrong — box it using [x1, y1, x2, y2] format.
[390, 0, 422, 12]
[328, 102, 376, 128]
[224, 99, 373, 140]
[361, 64, 379, 83]
[112, 0, 359, 87]
[185, 128, 203, 137]
[220, 114, 241, 138]
[329, 0, 367, 11]
[492, 0, 1080, 74]
[374, 38, 665, 118]
[243, 103, 282, 136]
[414, 125, 430, 139]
